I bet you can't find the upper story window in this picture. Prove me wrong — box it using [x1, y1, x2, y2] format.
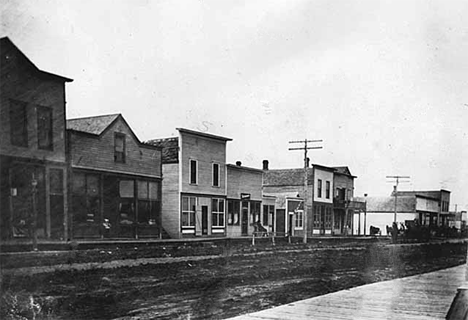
[114, 133, 126, 163]
[212, 163, 220, 187]
[317, 179, 322, 198]
[9, 99, 28, 147]
[325, 181, 330, 199]
[189, 159, 198, 184]
[37, 106, 53, 150]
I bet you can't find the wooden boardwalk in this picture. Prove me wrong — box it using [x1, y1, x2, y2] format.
[228, 264, 467, 320]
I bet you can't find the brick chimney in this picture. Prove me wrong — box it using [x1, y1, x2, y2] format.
[236, 161, 242, 166]
[263, 160, 269, 170]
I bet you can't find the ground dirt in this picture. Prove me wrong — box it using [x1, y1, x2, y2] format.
[0, 239, 466, 320]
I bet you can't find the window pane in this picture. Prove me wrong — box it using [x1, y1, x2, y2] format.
[149, 182, 158, 200]
[37, 106, 53, 150]
[137, 181, 148, 199]
[119, 180, 134, 198]
[213, 163, 219, 186]
[49, 169, 63, 194]
[212, 199, 218, 212]
[182, 212, 189, 226]
[87, 175, 99, 196]
[10, 100, 28, 147]
[219, 199, 224, 213]
[190, 160, 197, 184]
[182, 196, 189, 211]
[189, 197, 196, 211]
[138, 200, 150, 223]
[72, 173, 86, 194]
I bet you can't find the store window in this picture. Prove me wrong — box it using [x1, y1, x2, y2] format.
[119, 180, 135, 224]
[137, 181, 160, 225]
[72, 173, 100, 224]
[212, 198, 225, 227]
[228, 200, 240, 225]
[313, 205, 321, 229]
[250, 202, 261, 224]
[182, 196, 196, 226]
[324, 207, 332, 229]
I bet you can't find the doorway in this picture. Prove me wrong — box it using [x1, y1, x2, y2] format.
[201, 205, 208, 235]
[241, 201, 249, 235]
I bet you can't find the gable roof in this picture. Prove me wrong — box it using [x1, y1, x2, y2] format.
[145, 137, 179, 163]
[67, 114, 120, 135]
[263, 168, 314, 186]
[332, 166, 356, 178]
[1, 37, 73, 83]
[354, 196, 416, 212]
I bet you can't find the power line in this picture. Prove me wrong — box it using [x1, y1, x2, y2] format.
[289, 139, 323, 244]
[386, 175, 410, 243]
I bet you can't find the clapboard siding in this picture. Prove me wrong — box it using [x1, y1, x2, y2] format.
[180, 132, 226, 195]
[161, 163, 180, 238]
[227, 166, 262, 201]
[69, 118, 161, 178]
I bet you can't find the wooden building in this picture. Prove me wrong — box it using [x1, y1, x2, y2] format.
[0, 37, 73, 240]
[226, 162, 272, 237]
[67, 114, 162, 239]
[146, 128, 231, 238]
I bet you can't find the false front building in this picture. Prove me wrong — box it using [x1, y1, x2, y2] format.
[146, 128, 231, 238]
[0, 37, 73, 241]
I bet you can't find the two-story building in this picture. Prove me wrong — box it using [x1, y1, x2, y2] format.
[0, 37, 73, 240]
[146, 128, 231, 238]
[67, 114, 163, 239]
[262, 160, 337, 237]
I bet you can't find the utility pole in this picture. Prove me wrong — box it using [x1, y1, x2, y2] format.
[289, 139, 323, 244]
[386, 175, 410, 243]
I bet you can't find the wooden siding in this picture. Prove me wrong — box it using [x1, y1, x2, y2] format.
[334, 174, 354, 199]
[227, 166, 262, 200]
[0, 49, 67, 163]
[161, 163, 180, 238]
[314, 168, 333, 203]
[180, 132, 227, 196]
[69, 118, 161, 178]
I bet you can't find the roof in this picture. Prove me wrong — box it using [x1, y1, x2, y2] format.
[1, 37, 73, 82]
[145, 137, 179, 163]
[263, 168, 314, 186]
[67, 114, 120, 135]
[176, 128, 232, 142]
[227, 164, 263, 173]
[354, 196, 416, 212]
[392, 190, 450, 201]
[332, 166, 356, 178]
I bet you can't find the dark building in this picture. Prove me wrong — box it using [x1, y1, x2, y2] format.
[0, 37, 73, 240]
[67, 114, 163, 239]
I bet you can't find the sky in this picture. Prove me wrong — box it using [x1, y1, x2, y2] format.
[1, 0, 467, 210]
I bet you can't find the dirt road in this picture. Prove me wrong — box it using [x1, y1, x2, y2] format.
[1, 241, 466, 320]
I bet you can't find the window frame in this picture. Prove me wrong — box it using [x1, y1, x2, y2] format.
[181, 196, 196, 227]
[294, 209, 304, 230]
[212, 163, 220, 187]
[9, 99, 28, 147]
[189, 159, 198, 185]
[317, 179, 322, 198]
[37, 106, 53, 150]
[211, 198, 225, 227]
[325, 181, 330, 199]
[114, 132, 126, 163]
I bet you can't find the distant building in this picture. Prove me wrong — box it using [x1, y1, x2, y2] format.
[67, 114, 162, 239]
[146, 128, 231, 238]
[262, 161, 362, 237]
[356, 189, 450, 235]
[0, 37, 73, 240]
